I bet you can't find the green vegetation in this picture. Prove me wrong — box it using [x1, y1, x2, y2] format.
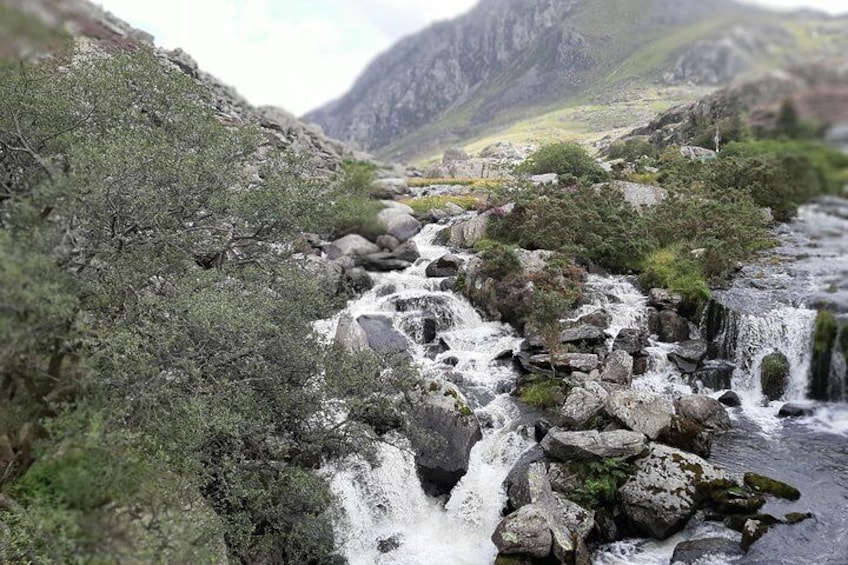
[478, 243, 522, 280]
[519, 378, 566, 409]
[0, 49, 415, 563]
[607, 138, 658, 161]
[571, 459, 635, 510]
[743, 472, 801, 501]
[399, 194, 480, 214]
[639, 246, 711, 304]
[515, 142, 609, 183]
[322, 160, 385, 238]
[811, 310, 839, 401]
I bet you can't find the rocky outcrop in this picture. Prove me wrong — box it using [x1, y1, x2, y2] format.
[541, 429, 647, 463]
[492, 504, 553, 558]
[407, 384, 482, 496]
[559, 381, 609, 430]
[618, 444, 738, 539]
[674, 395, 731, 431]
[606, 390, 675, 440]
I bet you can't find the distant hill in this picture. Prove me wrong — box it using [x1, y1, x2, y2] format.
[304, 0, 848, 163]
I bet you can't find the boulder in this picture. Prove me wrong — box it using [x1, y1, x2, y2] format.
[612, 328, 648, 354]
[654, 310, 691, 343]
[392, 241, 420, 263]
[648, 288, 683, 311]
[334, 313, 369, 352]
[360, 252, 413, 272]
[530, 173, 559, 186]
[674, 395, 731, 431]
[777, 402, 813, 418]
[425, 254, 464, 278]
[504, 446, 546, 511]
[741, 518, 770, 552]
[559, 381, 609, 430]
[601, 350, 633, 386]
[606, 390, 675, 440]
[407, 384, 482, 496]
[577, 309, 611, 329]
[442, 147, 469, 163]
[671, 538, 743, 565]
[521, 352, 600, 375]
[618, 444, 739, 539]
[326, 234, 380, 260]
[446, 212, 490, 248]
[760, 351, 790, 401]
[378, 207, 422, 242]
[343, 267, 374, 294]
[492, 504, 553, 558]
[680, 146, 718, 161]
[356, 315, 409, 357]
[559, 325, 606, 346]
[743, 472, 801, 501]
[376, 234, 401, 251]
[690, 361, 735, 391]
[609, 180, 668, 209]
[719, 390, 742, 407]
[668, 340, 708, 373]
[657, 415, 712, 458]
[369, 177, 409, 198]
[479, 141, 523, 160]
[541, 429, 647, 463]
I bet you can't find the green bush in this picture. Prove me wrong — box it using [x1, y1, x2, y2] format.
[639, 246, 711, 304]
[519, 378, 565, 408]
[608, 138, 658, 161]
[571, 459, 635, 510]
[515, 142, 608, 183]
[479, 243, 522, 279]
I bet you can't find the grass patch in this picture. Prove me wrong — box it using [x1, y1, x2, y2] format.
[399, 194, 480, 214]
[639, 246, 711, 304]
[519, 378, 565, 409]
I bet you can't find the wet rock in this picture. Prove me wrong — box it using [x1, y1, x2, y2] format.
[541, 429, 647, 463]
[709, 487, 766, 515]
[671, 538, 743, 564]
[784, 511, 814, 525]
[618, 444, 739, 539]
[377, 535, 402, 553]
[654, 310, 691, 343]
[560, 381, 609, 430]
[360, 252, 413, 272]
[577, 309, 611, 329]
[760, 351, 790, 401]
[612, 328, 649, 354]
[560, 324, 606, 346]
[376, 234, 401, 251]
[690, 361, 735, 391]
[719, 391, 742, 407]
[504, 447, 547, 511]
[439, 277, 457, 292]
[648, 288, 683, 311]
[601, 350, 633, 386]
[534, 419, 554, 443]
[407, 384, 482, 496]
[657, 415, 712, 458]
[521, 352, 600, 375]
[356, 315, 410, 356]
[392, 241, 420, 263]
[743, 472, 801, 501]
[741, 518, 769, 552]
[326, 234, 380, 260]
[777, 402, 813, 418]
[606, 390, 675, 440]
[633, 356, 649, 376]
[668, 340, 708, 373]
[425, 254, 464, 278]
[343, 267, 374, 294]
[674, 395, 731, 431]
[492, 504, 553, 558]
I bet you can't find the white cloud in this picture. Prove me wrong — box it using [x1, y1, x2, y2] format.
[95, 0, 845, 116]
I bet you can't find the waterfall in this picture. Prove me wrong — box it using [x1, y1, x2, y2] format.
[322, 222, 534, 564]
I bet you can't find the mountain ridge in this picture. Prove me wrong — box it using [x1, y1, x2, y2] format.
[305, 0, 848, 162]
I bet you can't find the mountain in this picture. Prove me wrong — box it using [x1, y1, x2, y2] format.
[0, 0, 359, 170]
[305, 0, 848, 162]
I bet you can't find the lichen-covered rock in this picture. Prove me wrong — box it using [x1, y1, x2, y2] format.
[606, 390, 675, 440]
[601, 350, 633, 386]
[559, 381, 609, 430]
[674, 395, 731, 431]
[491, 504, 553, 558]
[618, 444, 739, 539]
[741, 518, 770, 552]
[541, 429, 647, 463]
[743, 472, 801, 501]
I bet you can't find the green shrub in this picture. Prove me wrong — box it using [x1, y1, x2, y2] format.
[639, 246, 711, 304]
[519, 378, 565, 408]
[479, 243, 521, 279]
[515, 142, 608, 183]
[608, 138, 658, 161]
[571, 459, 635, 510]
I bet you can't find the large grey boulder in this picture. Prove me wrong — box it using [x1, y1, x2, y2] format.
[606, 390, 675, 440]
[326, 234, 380, 260]
[504, 446, 546, 511]
[360, 252, 413, 272]
[541, 429, 647, 463]
[601, 350, 633, 386]
[356, 315, 410, 356]
[619, 444, 739, 539]
[612, 328, 649, 354]
[653, 310, 691, 343]
[669, 340, 708, 373]
[690, 361, 735, 391]
[378, 207, 422, 242]
[609, 180, 668, 209]
[446, 212, 490, 248]
[671, 537, 743, 564]
[370, 177, 409, 199]
[334, 313, 370, 352]
[492, 504, 553, 558]
[559, 381, 609, 430]
[522, 352, 600, 375]
[407, 384, 482, 496]
[674, 395, 731, 431]
[425, 254, 464, 278]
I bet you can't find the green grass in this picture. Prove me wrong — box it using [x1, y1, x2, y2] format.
[399, 194, 480, 214]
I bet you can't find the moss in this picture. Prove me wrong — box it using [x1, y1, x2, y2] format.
[760, 351, 790, 401]
[810, 310, 838, 401]
[743, 472, 801, 501]
[519, 378, 565, 409]
[784, 512, 813, 525]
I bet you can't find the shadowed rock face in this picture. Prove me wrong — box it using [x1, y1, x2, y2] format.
[304, 0, 847, 161]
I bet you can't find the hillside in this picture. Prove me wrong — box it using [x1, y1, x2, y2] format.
[304, 0, 848, 162]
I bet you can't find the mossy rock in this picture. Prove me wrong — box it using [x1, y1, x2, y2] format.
[709, 487, 766, 515]
[760, 351, 789, 401]
[784, 512, 814, 525]
[743, 472, 801, 501]
[741, 519, 771, 552]
[724, 513, 782, 532]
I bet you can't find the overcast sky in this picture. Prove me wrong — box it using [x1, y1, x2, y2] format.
[96, 0, 846, 116]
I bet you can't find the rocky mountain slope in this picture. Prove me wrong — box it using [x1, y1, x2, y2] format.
[0, 0, 358, 170]
[305, 0, 848, 162]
